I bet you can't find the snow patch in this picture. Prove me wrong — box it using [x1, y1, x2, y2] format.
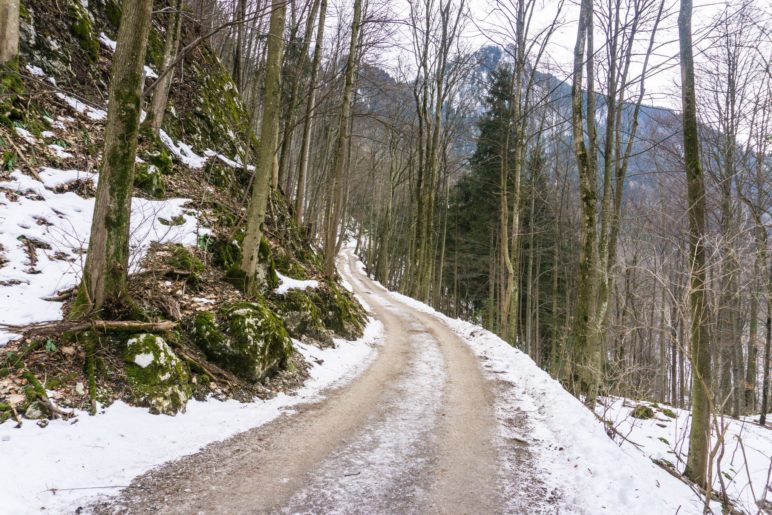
[275, 271, 319, 295]
[159, 130, 208, 169]
[55, 93, 107, 121]
[0, 169, 207, 345]
[14, 127, 37, 144]
[133, 353, 154, 369]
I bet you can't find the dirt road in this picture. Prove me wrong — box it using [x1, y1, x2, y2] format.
[94, 250, 519, 514]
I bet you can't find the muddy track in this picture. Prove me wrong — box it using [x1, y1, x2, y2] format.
[91, 250, 521, 514]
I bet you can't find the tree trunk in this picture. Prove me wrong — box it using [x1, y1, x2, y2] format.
[279, 0, 321, 195]
[322, 0, 361, 277]
[148, 0, 184, 136]
[680, 0, 713, 488]
[0, 0, 19, 64]
[571, 0, 600, 403]
[239, 0, 286, 293]
[761, 302, 771, 426]
[233, 0, 246, 90]
[293, 0, 326, 224]
[73, 0, 154, 317]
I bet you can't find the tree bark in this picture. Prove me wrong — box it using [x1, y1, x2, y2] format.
[322, 0, 362, 277]
[239, 0, 286, 293]
[680, 0, 713, 488]
[571, 0, 600, 403]
[0, 0, 19, 64]
[73, 0, 154, 317]
[148, 0, 184, 136]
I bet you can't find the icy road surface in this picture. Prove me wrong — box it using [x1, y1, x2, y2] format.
[92, 249, 708, 514]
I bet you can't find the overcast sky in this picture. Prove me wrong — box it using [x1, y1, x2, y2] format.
[378, 0, 738, 110]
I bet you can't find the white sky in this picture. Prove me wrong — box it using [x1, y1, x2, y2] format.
[378, 0, 737, 110]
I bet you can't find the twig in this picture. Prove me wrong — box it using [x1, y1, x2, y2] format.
[0, 127, 42, 181]
[44, 485, 132, 494]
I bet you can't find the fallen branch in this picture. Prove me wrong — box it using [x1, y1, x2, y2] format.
[44, 485, 132, 494]
[174, 347, 235, 386]
[1, 320, 178, 337]
[591, 410, 643, 448]
[42, 287, 77, 302]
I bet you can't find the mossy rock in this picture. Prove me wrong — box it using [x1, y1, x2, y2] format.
[660, 408, 677, 419]
[210, 232, 242, 270]
[215, 235, 279, 293]
[69, 0, 99, 61]
[168, 245, 204, 273]
[124, 333, 191, 415]
[315, 281, 366, 340]
[273, 248, 308, 279]
[134, 163, 166, 198]
[631, 405, 655, 420]
[145, 148, 174, 176]
[190, 299, 293, 382]
[270, 289, 332, 345]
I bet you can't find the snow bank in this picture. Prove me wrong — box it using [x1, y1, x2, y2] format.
[0, 169, 206, 345]
[0, 319, 383, 514]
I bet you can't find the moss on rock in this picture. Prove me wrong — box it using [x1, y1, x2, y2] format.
[69, 0, 99, 62]
[631, 404, 655, 420]
[168, 245, 204, 273]
[270, 289, 332, 345]
[190, 299, 293, 382]
[134, 163, 166, 198]
[316, 281, 366, 340]
[124, 333, 191, 415]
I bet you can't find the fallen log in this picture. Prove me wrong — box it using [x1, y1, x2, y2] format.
[0, 320, 178, 337]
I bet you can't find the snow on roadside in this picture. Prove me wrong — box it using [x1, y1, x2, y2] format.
[0, 169, 206, 345]
[0, 319, 383, 514]
[340, 248, 716, 514]
[275, 271, 319, 295]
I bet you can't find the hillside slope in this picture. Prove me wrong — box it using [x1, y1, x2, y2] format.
[0, 0, 365, 422]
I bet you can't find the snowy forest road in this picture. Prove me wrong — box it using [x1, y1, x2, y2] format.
[93, 249, 536, 514]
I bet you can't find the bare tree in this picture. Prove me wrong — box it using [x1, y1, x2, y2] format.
[679, 0, 712, 489]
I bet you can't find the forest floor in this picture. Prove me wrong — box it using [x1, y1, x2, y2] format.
[86, 249, 718, 515]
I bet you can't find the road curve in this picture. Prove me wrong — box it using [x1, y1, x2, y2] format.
[93, 249, 505, 514]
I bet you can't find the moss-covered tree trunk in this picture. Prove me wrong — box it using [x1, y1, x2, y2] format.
[239, 0, 286, 293]
[571, 0, 600, 403]
[148, 0, 183, 136]
[0, 0, 19, 64]
[322, 0, 361, 277]
[679, 0, 713, 488]
[73, 0, 154, 317]
[293, 0, 327, 224]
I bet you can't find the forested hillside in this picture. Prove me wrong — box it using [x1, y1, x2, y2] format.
[0, 0, 366, 417]
[0, 0, 770, 513]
